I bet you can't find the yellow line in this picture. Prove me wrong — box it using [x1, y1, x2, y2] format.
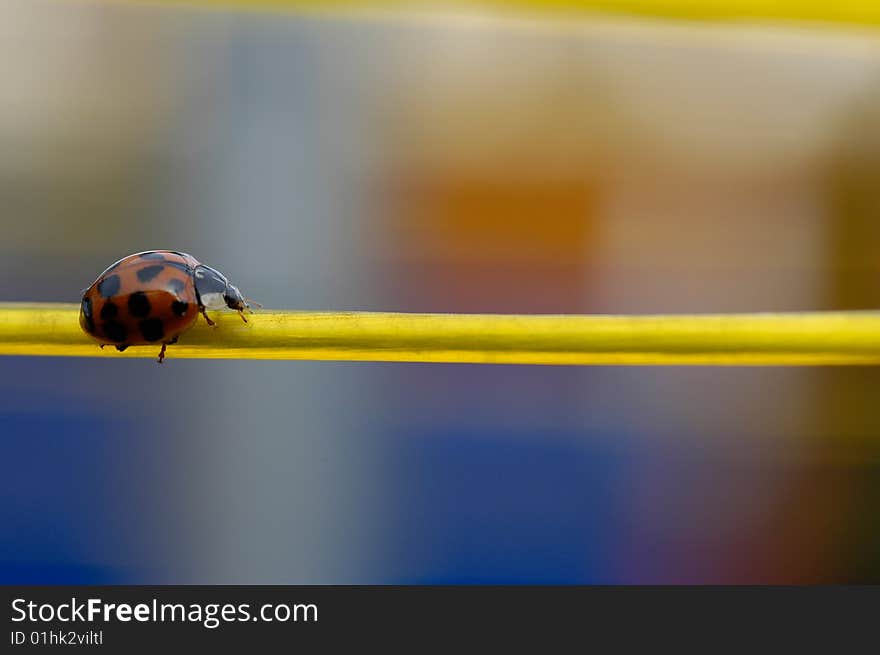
[4, 302, 880, 365]
[127, 0, 880, 27]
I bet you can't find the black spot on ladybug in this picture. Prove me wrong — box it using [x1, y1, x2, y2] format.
[171, 300, 189, 317]
[98, 274, 121, 298]
[115, 344, 128, 352]
[140, 252, 167, 260]
[100, 302, 118, 320]
[103, 320, 127, 343]
[139, 318, 164, 342]
[128, 292, 151, 318]
[167, 278, 186, 295]
[81, 297, 95, 333]
[136, 265, 164, 283]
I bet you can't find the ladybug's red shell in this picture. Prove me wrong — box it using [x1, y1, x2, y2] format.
[80, 251, 201, 349]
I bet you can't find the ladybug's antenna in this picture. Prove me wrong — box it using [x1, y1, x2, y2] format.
[245, 297, 263, 310]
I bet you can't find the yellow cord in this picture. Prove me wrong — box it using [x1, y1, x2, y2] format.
[134, 0, 880, 28]
[4, 302, 880, 365]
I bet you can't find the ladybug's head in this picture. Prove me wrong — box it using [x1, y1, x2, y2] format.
[223, 283, 250, 313]
[194, 264, 252, 314]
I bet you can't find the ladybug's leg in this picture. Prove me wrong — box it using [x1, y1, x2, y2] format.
[156, 343, 167, 364]
[115, 344, 128, 352]
[237, 310, 248, 323]
[199, 306, 216, 327]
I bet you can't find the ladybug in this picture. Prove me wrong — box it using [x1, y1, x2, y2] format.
[79, 250, 253, 363]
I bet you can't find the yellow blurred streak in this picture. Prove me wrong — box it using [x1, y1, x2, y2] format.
[5, 302, 880, 365]
[130, 0, 880, 27]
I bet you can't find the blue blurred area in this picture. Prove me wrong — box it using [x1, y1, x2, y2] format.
[0, 407, 127, 584]
[0, 359, 151, 583]
[387, 428, 623, 584]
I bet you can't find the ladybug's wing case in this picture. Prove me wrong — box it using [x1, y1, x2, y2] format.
[95, 250, 200, 280]
[80, 251, 200, 347]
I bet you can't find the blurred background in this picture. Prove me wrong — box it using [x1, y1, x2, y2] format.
[2, 0, 880, 583]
